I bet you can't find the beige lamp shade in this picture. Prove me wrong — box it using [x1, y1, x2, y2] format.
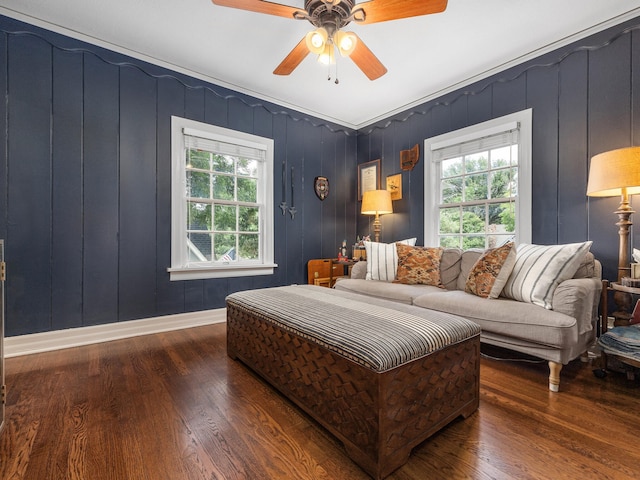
[361, 190, 393, 215]
[587, 146, 640, 197]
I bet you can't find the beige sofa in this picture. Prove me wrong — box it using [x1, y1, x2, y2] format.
[334, 247, 602, 392]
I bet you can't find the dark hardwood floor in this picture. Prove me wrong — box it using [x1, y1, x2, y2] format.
[1, 323, 638, 479]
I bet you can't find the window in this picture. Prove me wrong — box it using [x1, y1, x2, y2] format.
[169, 116, 276, 280]
[424, 109, 532, 249]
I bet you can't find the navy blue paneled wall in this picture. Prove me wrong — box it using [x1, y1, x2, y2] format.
[0, 15, 357, 336]
[357, 17, 640, 283]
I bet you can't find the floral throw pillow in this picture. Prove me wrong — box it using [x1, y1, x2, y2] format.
[394, 244, 444, 286]
[465, 242, 516, 299]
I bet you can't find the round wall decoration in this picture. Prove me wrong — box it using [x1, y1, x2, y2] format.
[314, 176, 329, 201]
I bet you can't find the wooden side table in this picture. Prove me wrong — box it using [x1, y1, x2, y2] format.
[600, 280, 640, 380]
[308, 259, 355, 288]
[329, 258, 356, 288]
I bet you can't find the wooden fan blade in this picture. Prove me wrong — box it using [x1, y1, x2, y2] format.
[211, 0, 301, 19]
[357, 0, 448, 24]
[349, 34, 387, 80]
[273, 38, 309, 75]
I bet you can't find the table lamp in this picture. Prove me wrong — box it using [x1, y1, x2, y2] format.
[361, 189, 393, 243]
[587, 146, 640, 281]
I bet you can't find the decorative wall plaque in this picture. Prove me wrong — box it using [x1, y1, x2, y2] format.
[314, 176, 329, 200]
[400, 144, 420, 171]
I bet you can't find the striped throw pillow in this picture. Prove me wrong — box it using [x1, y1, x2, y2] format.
[364, 238, 416, 282]
[501, 241, 592, 309]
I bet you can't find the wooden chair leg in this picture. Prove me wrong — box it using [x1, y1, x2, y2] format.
[548, 361, 562, 392]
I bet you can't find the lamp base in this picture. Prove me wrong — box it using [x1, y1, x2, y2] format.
[373, 215, 381, 243]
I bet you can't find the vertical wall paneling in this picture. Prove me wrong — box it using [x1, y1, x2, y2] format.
[466, 85, 493, 128]
[119, 66, 158, 321]
[156, 77, 186, 316]
[631, 29, 640, 254]
[52, 48, 83, 330]
[0, 15, 357, 337]
[0, 32, 7, 242]
[82, 53, 120, 326]
[6, 13, 640, 337]
[304, 124, 324, 260]
[587, 32, 633, 281]
[204, 88, 228, 127]
[558, 50, 589, 244]
[285, 116, 305, 284]
[491, 72, 527, 119]
[527, 64, 560, 244]
[343, 131, 357, 248]
[356, 16, 640, 278]
[7, 34, 52, 335]
[227, 97, 253, 133]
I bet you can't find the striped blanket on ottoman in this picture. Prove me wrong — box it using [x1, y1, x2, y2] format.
[226, 285, 481, 479]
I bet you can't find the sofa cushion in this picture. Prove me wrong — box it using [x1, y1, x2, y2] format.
[413, 290, 578, 348]
[440, 248, 463, 290]
[465, 242, 516, 298]
[457, 249, 483, 290]
[573, 252, 596, 279]
[333, 278, 444, 304]
[364, 238, 416, 282]
[501, 242, 592, 309]
[394, 244, 444, 286]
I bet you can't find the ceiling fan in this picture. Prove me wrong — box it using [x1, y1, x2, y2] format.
[210, 0, 448, 80]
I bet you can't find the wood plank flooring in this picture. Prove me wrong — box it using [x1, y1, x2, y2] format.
[1, 323, 639, 479]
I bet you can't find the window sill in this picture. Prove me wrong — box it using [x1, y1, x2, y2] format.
[168, 263, 277, 281]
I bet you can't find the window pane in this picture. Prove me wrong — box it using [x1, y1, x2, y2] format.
[212, 175, 234, 200]
[490, 168, 513, 199]
[213, 233, 236, 261]
[237, 158, 258, 177]
[511, 144, 519, 164]
[441, 157, 463, 178]
[187, 171, 210, 199]
[187, 202, 211, 230]
[462, 206, 485, 233]
[463, 236, 485, 249]
[239, 234, 259, 260]
[187, 232, 212, 262]
[439, 207, 460, 234]
[214, 204, 236, 231]
[440, 236, 461, 248]
[239, 206, 259, 232]
[489, 202, 515, 233]
[237, 177, 257, 203]
[490, 146, 511, 168]
[187, 149, 210, 170]
[441, 177, 462, 204]
[464, 173, 488, 201]
[212, 154, 234, 174]
[465, 153, 488, 173]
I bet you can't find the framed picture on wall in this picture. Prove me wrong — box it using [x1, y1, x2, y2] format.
[358, 159, 380, 201]
[386, 173, 402, 200]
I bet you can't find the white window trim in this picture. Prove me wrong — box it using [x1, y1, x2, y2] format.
[424, 109, 532, 247]
[168, 116, 276, 281]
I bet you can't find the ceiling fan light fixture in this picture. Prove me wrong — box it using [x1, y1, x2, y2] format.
[305, 27, 328, 55]
[334, 30, 357, 57]
[317, 43, 335, 65]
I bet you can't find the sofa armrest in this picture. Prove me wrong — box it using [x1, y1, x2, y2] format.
[551, 278, 602, 335]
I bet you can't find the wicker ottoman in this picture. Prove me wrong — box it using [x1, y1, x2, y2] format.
[226, 285, 480, 479]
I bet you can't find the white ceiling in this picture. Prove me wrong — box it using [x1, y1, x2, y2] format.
[2, 0, 640, 129]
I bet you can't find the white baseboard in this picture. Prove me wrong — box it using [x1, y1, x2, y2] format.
[4, 308, 227, 358]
